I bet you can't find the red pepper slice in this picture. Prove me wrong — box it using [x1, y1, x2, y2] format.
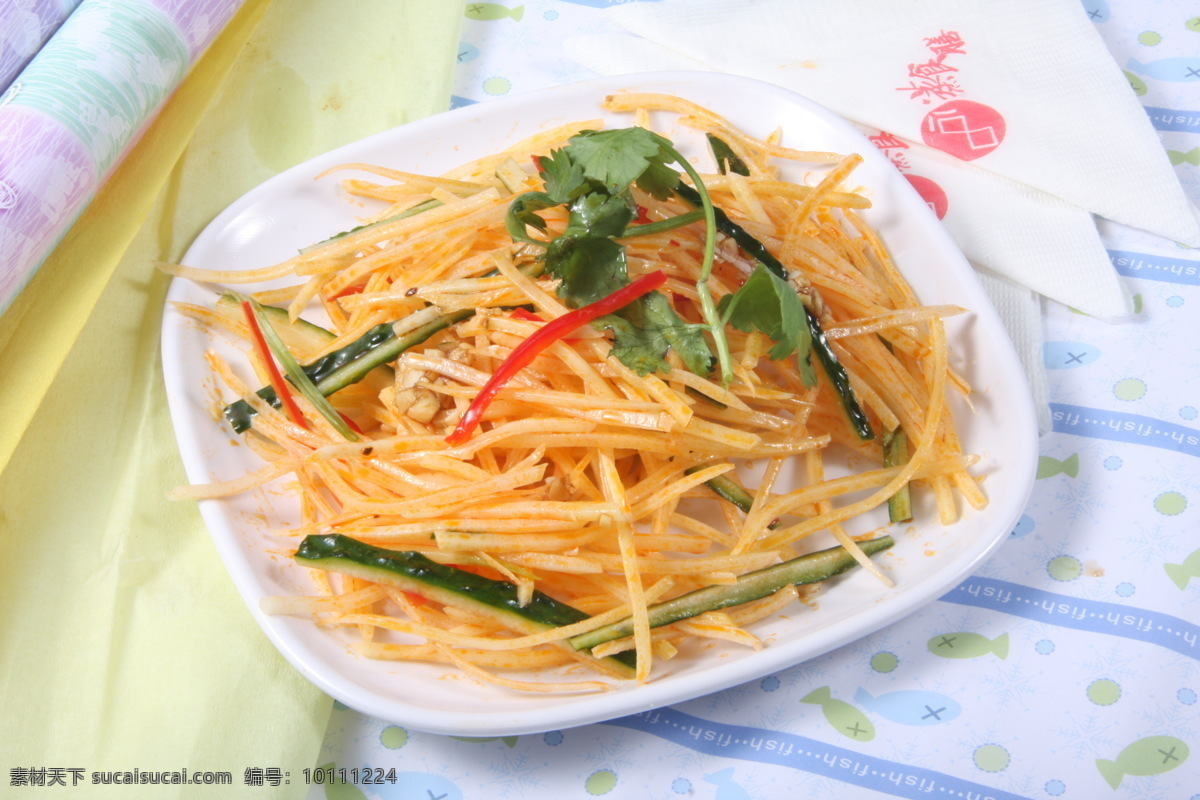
[339, 411, 363, 435]
[400, 590, 428, 607]
[511, 307, 586, 343]
[329, 281, 367, 301]
[242, 301, 308, 429]
[509, 307, 546, 324]
[445, 269, 668, 445]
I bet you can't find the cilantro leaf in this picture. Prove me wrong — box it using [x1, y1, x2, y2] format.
[505, 191, 557, 243]
[638, 291, 713, 376]
[563, 192, 635, 240]
[717, 264, 816, 386]
[536, 181, 636, 309]
[635, 157, 683, 201]
[537, 148, 588, 204]
[599, 292, 710, 376]
[599, 312, 670, 376]
[568, 128, 680, 199]
[545, 236, 629, 308]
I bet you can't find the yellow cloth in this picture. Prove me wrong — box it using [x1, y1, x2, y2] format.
[0, 2, 462, 796]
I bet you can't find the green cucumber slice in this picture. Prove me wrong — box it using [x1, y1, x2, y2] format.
[294, 534, 637, 676]
[569, 536, 894, 652]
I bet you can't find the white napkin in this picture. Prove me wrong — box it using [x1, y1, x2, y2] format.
[566, 0, 1200, 320]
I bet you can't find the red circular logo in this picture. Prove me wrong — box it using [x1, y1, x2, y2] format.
[904, 174, 948, 219]
[920, 100, 1005, 161]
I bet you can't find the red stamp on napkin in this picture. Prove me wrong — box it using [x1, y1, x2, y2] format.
[897, 30, 1006, 161]
[897, 31, 967, 103]
[920, 100, 1006, 160]
[904, 174, 949, 219]
[868, 132, 949, 220]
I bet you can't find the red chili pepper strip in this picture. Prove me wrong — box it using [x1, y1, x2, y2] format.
[241, 301, 308, 429]
[445, 269, 668, 445]
[338, 411, 363, 435]
[401, 590, 428, 607]
[329, 281, 367, 301]
[510, 307, 545, 323]
[511, 307, 584, 342]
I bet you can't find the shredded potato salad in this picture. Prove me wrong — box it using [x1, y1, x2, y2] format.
[167, 93, 984, 693]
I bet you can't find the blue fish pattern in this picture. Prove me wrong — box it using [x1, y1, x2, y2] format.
[1010, 513, 1036, 538]
[1079, 0, 1110, 22]
[1043, 341, 1100, 369]
[1126, 57, 1200, 82]
[853, 687, 963, 725]
[457, 41, 481, 63]
[702, 767, 752, 800]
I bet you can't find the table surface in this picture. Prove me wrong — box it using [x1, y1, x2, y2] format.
[307, 3, 1199, 798]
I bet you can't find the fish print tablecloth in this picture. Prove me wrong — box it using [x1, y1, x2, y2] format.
[309, 2, 1200, 798]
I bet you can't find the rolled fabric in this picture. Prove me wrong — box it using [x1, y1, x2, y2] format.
[0, 0, 246, 316]
[0, 0, 82, 94]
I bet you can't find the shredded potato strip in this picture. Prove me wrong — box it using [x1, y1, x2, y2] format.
[596, 449, 654, 682]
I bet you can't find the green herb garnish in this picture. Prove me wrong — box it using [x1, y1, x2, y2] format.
[509, 127, 736, 380]
[718, 264, 817, 388]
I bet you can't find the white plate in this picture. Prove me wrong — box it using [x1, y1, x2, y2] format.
[162, 72, 1039, 736]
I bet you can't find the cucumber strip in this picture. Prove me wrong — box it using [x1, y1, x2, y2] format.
[684, 466, 753, 513]
[224, 309, 472, 433]
[294, 534, 636, 675]
[314, 309, 473, 397]
[675, 183, 875, 441]
[698, 471, 756, 513]
[706, 134, 751, 177]
[806, 310, 875, 440]
[569, 536, 894, 652]
[683, 467, 780, 530]
[883, 428, 913, 523]
[684, 386, 727, 409]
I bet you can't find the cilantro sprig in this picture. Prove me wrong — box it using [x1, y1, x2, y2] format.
[506, 127, 730, 381]
[717, 264, 817, 388]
